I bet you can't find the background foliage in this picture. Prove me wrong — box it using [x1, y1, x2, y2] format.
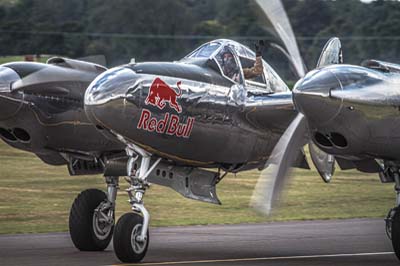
[0, 0, 398, 81]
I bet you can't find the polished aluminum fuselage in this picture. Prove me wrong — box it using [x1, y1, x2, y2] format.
[85, 63, 296, 169]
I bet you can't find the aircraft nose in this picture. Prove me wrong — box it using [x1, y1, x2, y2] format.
[293, 69, 343, 125]
[85, 67, 138, 106]
[84, 66, 141, 130]
[0, 66, 22, 120]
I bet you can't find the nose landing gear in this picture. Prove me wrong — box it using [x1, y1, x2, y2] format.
[113, 144, 161, 263]
[69, 143, 161, 263]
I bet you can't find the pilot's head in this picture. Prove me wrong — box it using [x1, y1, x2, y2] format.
[221, 50, 236, 77]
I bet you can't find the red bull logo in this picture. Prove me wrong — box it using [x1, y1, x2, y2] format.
[137, 109, 194, 138]
[137, 77, 195, 138]
[145, 77, 182, 113]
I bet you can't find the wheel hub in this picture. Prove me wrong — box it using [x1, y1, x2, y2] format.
[131, 224, 147, 254]
[93, 202, 114, 240]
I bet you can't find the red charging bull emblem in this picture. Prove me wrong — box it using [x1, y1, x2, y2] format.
[137, 78, 195, 138]
[145, 77, 182, 113]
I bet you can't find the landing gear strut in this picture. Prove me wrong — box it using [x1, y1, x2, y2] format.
[113, 144, 161, 263]
[385, 166, 400, 260]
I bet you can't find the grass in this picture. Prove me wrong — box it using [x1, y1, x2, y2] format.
[0, 140, 395, 234]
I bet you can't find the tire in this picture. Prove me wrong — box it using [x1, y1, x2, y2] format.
[113, 212, 149, 263]
[392, 207, 400, 260]
[69, 189, 114, 251]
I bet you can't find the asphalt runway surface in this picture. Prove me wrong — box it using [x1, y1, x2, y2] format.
[0, 218, 399, 266]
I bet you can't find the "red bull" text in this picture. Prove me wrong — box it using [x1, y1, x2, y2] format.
[137, 109, 194, 138]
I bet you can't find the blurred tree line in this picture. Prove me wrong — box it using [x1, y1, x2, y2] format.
[0, 0, 399, 80]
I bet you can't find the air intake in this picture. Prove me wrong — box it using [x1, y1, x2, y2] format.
[330, 132, 347, 148]
[0, 128, 17, 142]
[13, 128, 30, 142]
[314, 132, 333, 147]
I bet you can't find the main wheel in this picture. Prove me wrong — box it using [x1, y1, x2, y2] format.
[113, 212, 149, 263]
[390, 207, 400, 260]
[69, 189, 114, 251]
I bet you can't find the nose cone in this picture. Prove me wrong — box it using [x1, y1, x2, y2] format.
[85, 67, 138, 106]
[84, 67, 141, 129]
[0, 66, 22, 120]
[293, 69, 342, 125]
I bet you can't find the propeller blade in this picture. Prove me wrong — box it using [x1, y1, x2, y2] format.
[308, 141, 335, 183]
[251, 113, 308, 215]
[317, 37, 343, 67]
[255, 0, 306, 78]
[252, 2, 339, 217]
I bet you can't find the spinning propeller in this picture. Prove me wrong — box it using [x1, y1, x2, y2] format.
[251, 0, 342, 215]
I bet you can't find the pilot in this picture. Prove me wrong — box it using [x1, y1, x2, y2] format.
[243, 40, 265, 79]
[221, 49, 240, 81]
[221, 41, 266, 82]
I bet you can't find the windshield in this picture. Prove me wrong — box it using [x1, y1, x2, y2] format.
[232, 43, 255, 59]
[187, 42, 221, 58]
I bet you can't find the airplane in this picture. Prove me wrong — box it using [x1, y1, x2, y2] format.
[1, 0, 385, 264]
[0, 33, 338, 263]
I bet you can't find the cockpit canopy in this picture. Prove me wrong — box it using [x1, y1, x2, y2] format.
[184, 39, 288, 93]
[187, 41, 222, 59]
[186, 39, 256, 60]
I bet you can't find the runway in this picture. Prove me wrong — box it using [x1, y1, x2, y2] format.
[0, 218, 398, 266]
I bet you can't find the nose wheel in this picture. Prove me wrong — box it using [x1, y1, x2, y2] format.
[113, 212, 149, 262]
[112, 144, 161, 263]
